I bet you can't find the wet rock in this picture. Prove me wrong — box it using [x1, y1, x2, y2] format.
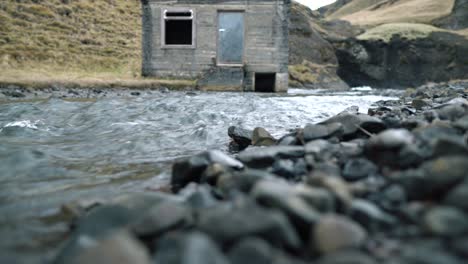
[130, 91, 141, 96]
[444, 178, 468, 211]
[130, 201, 193, 237]
[365, 129, 424, 168]
[251, 180, 321, 239]
[350, 199, 396, 231]
[317, 250, 376, 264]
[393, 156, 468, 200]
[2, 90, 25, 98]
[342, 158, 378, 182]
[271, 159, 296, 179]
[197, 200, 301, 249]
[431, 136, 468, 157]
[451, 237, 468, 258]
[54, 205, 138, 263]
[313, 214, 367, 254]
[396, 244, 463, 264]
[379, 185, 407, 210]
[453, 115, 468, 131]
[305, 140, 337, 163]
[237, 146, 305, 169]
[153, 231, 229, 264]
[411, 99, 432, 110]
[435, 103, 467, 121]
[228, 126, 253, 150]
[252, 127, 276, 146]
[423, 206, 468, 237]
[66, 231, 151, 264]
[319, 113, 386, 140]
[217, 169, 274, 195]
[277, 134, 299, 146]
[172, 150, 244, 192]
[228, 237, 306, 264]
[295, 185, 336, 213]
[184, 184, 219, 208]
[307, 175, 353, 211]
[303, 122, 344, 142]
[228, 238, 272, 264]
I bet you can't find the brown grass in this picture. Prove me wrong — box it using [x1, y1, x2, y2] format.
[328, 0, 455, 27]
[0, 0, 142, 78]
[0, 68, 195, 90]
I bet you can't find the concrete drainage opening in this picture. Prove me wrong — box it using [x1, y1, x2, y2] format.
[255, 73, 276, 92]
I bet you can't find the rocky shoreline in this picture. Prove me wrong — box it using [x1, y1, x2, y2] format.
[13, 82, 468, 264]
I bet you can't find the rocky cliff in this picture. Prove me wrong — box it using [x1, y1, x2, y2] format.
[316, 0, 468, 88]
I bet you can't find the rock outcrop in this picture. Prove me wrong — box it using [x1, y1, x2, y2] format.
[333, 29, 468, 88]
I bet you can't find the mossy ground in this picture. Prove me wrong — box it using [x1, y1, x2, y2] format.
[357, 23, 450, 42]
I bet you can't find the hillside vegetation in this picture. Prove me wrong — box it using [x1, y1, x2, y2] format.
[0, 0, 142, 79]
[326, 0, 455, 27]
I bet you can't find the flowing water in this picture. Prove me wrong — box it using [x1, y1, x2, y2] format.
[0, 89, 398, 261]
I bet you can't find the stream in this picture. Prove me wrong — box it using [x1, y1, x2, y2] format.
[0, 88, 399, 262]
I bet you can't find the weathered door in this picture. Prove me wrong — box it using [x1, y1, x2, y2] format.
[217, 12, 244, 65]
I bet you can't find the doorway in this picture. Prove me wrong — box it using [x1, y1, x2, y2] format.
[217, 12, 244, 65]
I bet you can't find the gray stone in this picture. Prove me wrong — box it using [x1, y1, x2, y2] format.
[365, 129, 424, 168]
[317, 250, 376, 264]
[411, 98, 432, 110]
[228, 238, 272, 264]
[303, 122, 344, 142]
[217, 169, 275, 194]
[431, 136, 468, 157]
[130, 201, 193, 237]
[342, 158, 378, 182]
[397, 245, 463, 264]
[394, 156, 468, 200]
[252, 127, 276, 146]
[172, 150, 244, 192]
[237, 146, 305, 169]
[68, 231, 151, 264]
[54, 205, 139, 264]
[184, 184, 219, 209]
[454, 115, 468, 131]
[444, 178, 468, 211]
[435, 103, 467, 121]
[228, 237, 306, 264]
[313, 214, 367, 254]
[451, 237, 468, 258]
[319, 113, 386, 140]
[350, 199, 396, 231]
[197, 200, 301, 249]
[277, 135, 299, 146]
[271, 159, 297, 179]
[154, 231, 229, 264]
[423, 206, 468, 236]
[307, 175, 353, 210]
[228, 126, 253, 150]
[251, 180, 321, 236]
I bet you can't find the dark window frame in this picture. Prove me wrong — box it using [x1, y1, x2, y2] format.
[161, 8, 196, 49]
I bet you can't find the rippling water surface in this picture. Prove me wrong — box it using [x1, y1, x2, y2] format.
[0, 89, 397, 261]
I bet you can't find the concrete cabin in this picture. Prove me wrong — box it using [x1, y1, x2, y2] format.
[141, 0, 290, 92]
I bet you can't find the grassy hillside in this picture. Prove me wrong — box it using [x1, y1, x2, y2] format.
[0, 0, 142, 79]
[327, 0, 455, 27]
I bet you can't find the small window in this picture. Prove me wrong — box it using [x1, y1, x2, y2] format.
[255, 73, 276, 92]
[162, 9, 195, 48]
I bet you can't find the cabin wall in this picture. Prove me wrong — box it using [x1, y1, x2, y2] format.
[142, 0, 289, 92]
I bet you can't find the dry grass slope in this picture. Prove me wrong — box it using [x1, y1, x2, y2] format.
[327, 0, 455, 27]
[0, 0, 142, 79]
